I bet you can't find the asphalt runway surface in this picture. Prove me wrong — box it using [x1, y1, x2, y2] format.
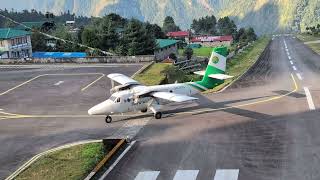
[0, 63, 144, 179]
[2, 35, 320, 180]
[105, 36, 320, 180]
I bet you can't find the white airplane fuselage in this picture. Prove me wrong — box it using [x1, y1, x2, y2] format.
[88, 83, 199, 116]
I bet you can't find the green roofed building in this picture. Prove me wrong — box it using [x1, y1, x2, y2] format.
[155, 39, 180, 61]
[0, 28, 32, 59]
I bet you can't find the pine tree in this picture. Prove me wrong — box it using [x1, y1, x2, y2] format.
[123, 19, 155, 56]
[162, 16, 180, 33]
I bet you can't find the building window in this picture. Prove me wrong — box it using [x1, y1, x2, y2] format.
[11, 39, 15, 46]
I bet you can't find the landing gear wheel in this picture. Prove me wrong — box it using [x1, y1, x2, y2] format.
[105, 116, 112, 123]
[154, 112, 162, 119]
[141, 109, 148, 113]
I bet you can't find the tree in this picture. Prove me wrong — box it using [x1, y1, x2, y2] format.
[183, 48, 193, 60]
[145, 22, 166, 39]
[99, 18, 119, 51]
[191, 15, 217, 35]
[234, 28, 245, 42]
[217, 17, 237, 36]
[31, 31, 48, 51]
[162, 16, 180, 33]
[123, 19, 156, 56]
[245, 27, 257, 42]
[82, 28, 100, 48]
[169, 53, 177, 60]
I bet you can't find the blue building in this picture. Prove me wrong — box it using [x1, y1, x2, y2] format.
[32, 52, 87, 58]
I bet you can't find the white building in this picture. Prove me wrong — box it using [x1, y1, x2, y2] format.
[0, 28, 32, 58]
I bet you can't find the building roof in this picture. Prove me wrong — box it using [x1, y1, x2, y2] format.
[16, 21, 46, 30]
[190, 35, 233, 42]
[156, 39, 180, 49]
[0, 28, 31, 39]
[166, 31, 190, 37]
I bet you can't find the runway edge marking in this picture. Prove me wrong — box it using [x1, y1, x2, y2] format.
[98, 141, 137, 180]
[304, 87, 316, 110]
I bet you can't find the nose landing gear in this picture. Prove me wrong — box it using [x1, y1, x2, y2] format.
[154, 112, 162, 119]
[105, 115, 112, 123]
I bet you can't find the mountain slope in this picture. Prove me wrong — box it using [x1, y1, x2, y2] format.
[0, 0, 319, 34]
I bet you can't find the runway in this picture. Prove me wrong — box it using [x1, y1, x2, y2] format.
[105, 36, 320, 180]
[2, 35, 320, 180]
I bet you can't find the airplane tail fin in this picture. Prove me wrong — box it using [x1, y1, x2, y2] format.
[193, 46, 233, 90]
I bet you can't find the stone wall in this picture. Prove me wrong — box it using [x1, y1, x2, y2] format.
[0, 55, 155, 64]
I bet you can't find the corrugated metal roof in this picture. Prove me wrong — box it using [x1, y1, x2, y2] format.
[33, 52, 87, 58]
[0, 28, 31, 39]
[156, 39, 180, 49]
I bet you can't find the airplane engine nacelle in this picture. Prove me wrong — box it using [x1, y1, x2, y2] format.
[110, 84, 132, 94]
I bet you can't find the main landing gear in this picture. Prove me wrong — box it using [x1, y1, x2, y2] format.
[105, 115, 112, 123]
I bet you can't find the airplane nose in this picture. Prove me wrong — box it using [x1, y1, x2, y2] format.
[88, 100, 112, 115]
[88, 106, 97, 115]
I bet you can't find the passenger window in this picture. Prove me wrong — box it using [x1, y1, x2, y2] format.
[127, 99, 131, 102]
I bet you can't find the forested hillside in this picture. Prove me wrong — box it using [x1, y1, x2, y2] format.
[1, 0, 319, 34]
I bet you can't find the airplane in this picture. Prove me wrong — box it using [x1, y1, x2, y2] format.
[88, 46, 233, 123]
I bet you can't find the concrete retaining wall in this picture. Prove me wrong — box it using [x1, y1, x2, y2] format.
[0, 55, 155, 64]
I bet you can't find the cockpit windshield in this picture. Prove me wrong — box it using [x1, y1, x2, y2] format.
[109, 95, 117, 102]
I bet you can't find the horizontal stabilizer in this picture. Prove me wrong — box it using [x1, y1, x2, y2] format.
[151, 92, 198, 102]
[208, 74, 233, 80]
[194, 71, 205, 76]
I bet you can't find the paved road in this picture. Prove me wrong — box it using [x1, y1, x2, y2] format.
[0, 63, 144, 179]
[106, 36, 320, 180]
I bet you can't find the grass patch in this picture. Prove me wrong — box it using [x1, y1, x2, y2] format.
[179, 46, 215, 57]
[15, 142, 105, 180]
[205, 36, 271, 93]
[192, 47, 214, 57]
[297, 34, 320, 55]
[134, 63, 171, 85]
[296, 34, 320, 42]
[307, 43, 320, 54]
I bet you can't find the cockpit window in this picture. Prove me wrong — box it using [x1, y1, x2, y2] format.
[109, 95, 117, 101]
[116, 98, 120, 103]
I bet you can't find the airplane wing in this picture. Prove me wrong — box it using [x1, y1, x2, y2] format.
[151, 92, 198, 102]
[107, 73, 141, 85]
